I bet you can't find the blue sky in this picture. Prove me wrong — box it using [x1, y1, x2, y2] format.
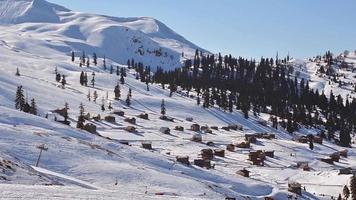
[50, 0, 356, 59]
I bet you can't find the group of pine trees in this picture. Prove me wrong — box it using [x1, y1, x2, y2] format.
[339, 175, 356, 200]
[15, 86, 37, 115]
[151, 50, 355, 147]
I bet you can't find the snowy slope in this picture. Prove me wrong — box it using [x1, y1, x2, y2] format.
[0, 1, 355, 200]
[0, 0, 204, 70]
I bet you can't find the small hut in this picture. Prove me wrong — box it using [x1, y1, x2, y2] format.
[191, 124, 201, 132]
[221, 126, 230, 131]
[138, 113, 149, 120]
[245, 135, 257, 144]
[160, 127, 170, 135]
[113, 110, 125, 116]
[236, 141, 250, 148]
[226, 144, 235, 152]
[339, 149, 348, 158]
[194, 159, 211, 169]
[264, 151, 274, 158]
[211, 126, 219, 130]
[176, 156, 190, 165]
[124, 126, 136, 133]
[174, 126, 184, 131]
[201, 149, 214, 160]
[214, 149, 225, 157]
[160, 115, 174, 122]
[186, 117, 194, 122]
[313, 136, 323, 144]
[330, 152, 340, 162]
[192, 134, 202, 142]
[142, 142, 152, 150]
[339, 168, 352, 175]
[206, 141, 215, 146]
[124, 117, 136, 124]
[297, 136, 309, 143]
[83, 123, 97, 134]
[237, 169, 250, 178]
[297, 162, 310, 171]
[320, 158, 334, 165]
[288, 182, 302, 195]
[104, 116, 116, 123]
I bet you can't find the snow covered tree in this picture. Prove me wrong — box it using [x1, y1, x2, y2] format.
[350, 175, 356, 200]
[29, 98, 37, 115]
[103, 56, 106, 70]
[61, 75, 66, 89]
[77, 103, 85, 129]
[91, 72, 95, 87]
[108, 101, 113, 111]
[344, 185, 350, 200]
[63, 102, 69, 123]
[125, 92, 131, 107]
[114, 83, 121, 100]
[71, 51, 75, 62]
[93, 91, 98, 103]
[87, 90, 91, 101]
[101, 98, 105, 112]
[120, 72, 125, 84]
[93, 53, 97, 66]
[56, 73, 61, 82]
[15, 86, 25, 111]
[15, 67, 20, 76]
[80, 71, 85, 85]
[161, 99, 166, 115]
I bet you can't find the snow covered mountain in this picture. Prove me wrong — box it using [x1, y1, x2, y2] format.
[0, 0, 204, 70]
[0, 1, 355, 200]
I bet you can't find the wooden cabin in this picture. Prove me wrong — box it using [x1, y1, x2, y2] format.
[210, 126, 219, 130]
[124, 126, 136, 133]
[176, 156, 190, 165]
[113, 110, 125, 116]
[138, 113, 149, 120]
[159, 115, 174, 122]
[83, 123, 97, 134]
[320, 158, 334, 165]
[339, 149, 348, 158]
[214, 149, 225, 157]
[201, 149, 214, 160]
[313, 136, 323, 144]
[206, 141, 215, 146]
[339, 167, 352, 175]
[124, 117, 136, 124]
[330, 152, 340, 162]
[194, 159, 211, 169]
[264, 151, 274, 158]
[288, 182, 302, 195]
[228, 124, 242, 131]
[142, 142, 152, 150]
[186, 117, 194, 122]
[192, 134, 202, 142]
[226, 144, 235, 152]
[221, 126, 230, 131]
[248, 151, 265, 166]
[237, 169, 250, 178]
[297, 136, 309, 143]
[119, 141, 129, 145]
[104, 116, 116, 123]
[174, 126, 184, 131]
[191, 124, 201, 132]
[245, 135, 257, 144]
[297, 162, 310, 171]
[160, 127, 170, 135]
[236, 141, 250, 148]
[201, 126, 213, 134]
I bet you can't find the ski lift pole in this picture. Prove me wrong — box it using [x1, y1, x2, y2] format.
[36, 144, 48, 167]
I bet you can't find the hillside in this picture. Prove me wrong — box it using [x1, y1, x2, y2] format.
[0, 1, 355, 200]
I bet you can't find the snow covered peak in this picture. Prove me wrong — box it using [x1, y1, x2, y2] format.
[0, 0, 69, 24]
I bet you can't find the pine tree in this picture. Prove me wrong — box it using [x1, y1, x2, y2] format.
[161, 99, 166, 115]
[61, 75, 66, 89]
[91, 72, 95, 87]
[103, 56, 106, 70]
[15, 86, 25, 111]
[93, 53, 97, 66]
[29, 98, 37, 115]
[56, 73, 61, 82]
[101, 98, 105, 111]
[64, 102, 69, 123]
[337, 194, 342, 200]
[77, 103, 85, 129]
[71, 51, 75, 62]
[108, 101, 113, 111]
[120, 73, 125, 84]
[93, 91, 98, 103]
[125, 93, 131, 107]
[87, 90, 91, 101]
[80, 71, 85, 85]
[344, 185, 350, 200]
[350, 175, 356, 200]
[86, 57, 90, 67]
[114, 83, 121, 100]
[15, 67, 20, 76]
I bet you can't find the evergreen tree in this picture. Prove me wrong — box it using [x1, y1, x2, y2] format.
[15, 86, 25, 111]
[61, 75, 66, 89]
[93, 91, 98, 103]
[114, 83, 121, 100]
[101, 98, 105, 111]
[77, 103, 85, 129]
[91, 72, 95, 87]
[337, 194, 341, 200]
[29, 98, 37, 115]
[15, 67, 20, 76]
[80, 71, 84, 85]
[87, 90, 91, 101]
[64, 102, 69, 123]
[120, 72, 125, 84]
[56, 73, 61, 82]
[93, 53, 97, 66]
[71, 51, 75, 62]
[344, 185, 350, 200]
[108, 101, 113, 111]
[125, 93, 131, 107]
[350, 175, 356, 200]
[161, 99, 166, 115]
